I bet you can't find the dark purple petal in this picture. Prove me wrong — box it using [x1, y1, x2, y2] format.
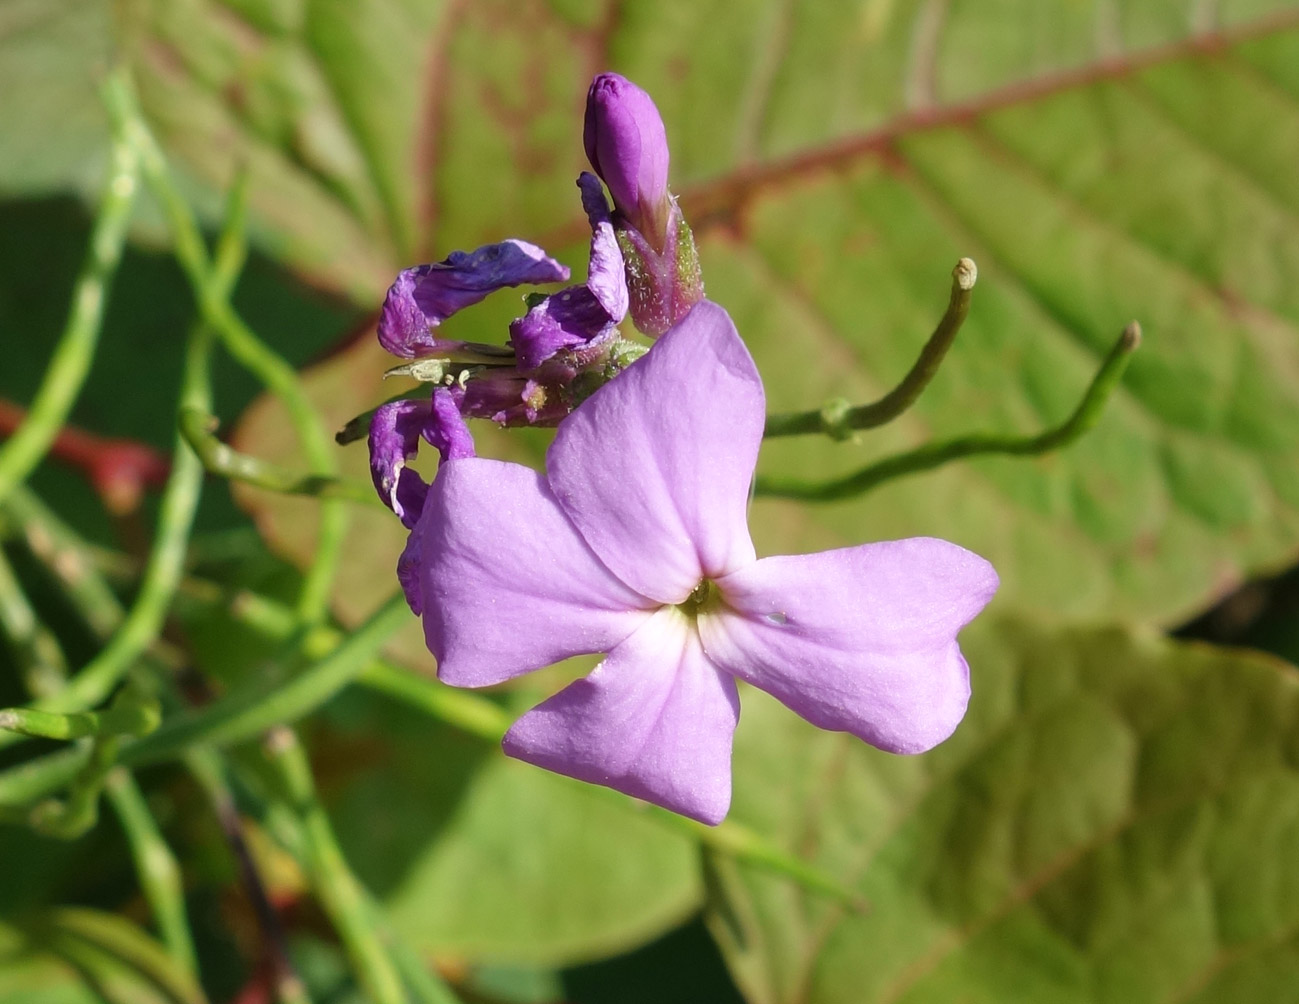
[423, 387, 475, 462]
[378, 240, 569, 358]
[584, 74, 670, 240]
[368, 399, 432, 529]
[502, 608, 738, 824]
[510, 287, 620, 371]
[461, 372, 571, 427]
[509, 177, 628, 372]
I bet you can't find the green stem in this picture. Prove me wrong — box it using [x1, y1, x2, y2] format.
[0, 700, 159, 741]
[763, 258, 977, 439]
[0, 118, 254, 753]
[0, 745, 89, 806]
[2, 486, 125, 639]
[0, 326, 212, 749]
[122, 591, 409, 766]
[30, 730, 124, 839]
[0, 102, 139, 506]
[756, 322, 1141, 501]
[40, 906, 206, 1004]
[104, 768, 198, 978]
[335, 385, 439, 447]
[103, 73, 346, 626]
[185, 748, 313, 1004]
[0, 547, 68, 698]
[358, 661, 513, 743]
[179, 407, 378, 505]
[263, 727, 407, 1004]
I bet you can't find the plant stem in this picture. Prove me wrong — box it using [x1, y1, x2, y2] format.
[0, 745, 90, 806]
[763, 258, 977, 439]
[0, 103, 139, 506]
[104, 767, 199, 977]
[39, 906, 207, 1004]
[0, 547, 68, 698]
[263, 727, 407, 1004]
[2, 486, 125, 638]
[122, 591, 409, 766]
[756, 321, 1141, 501]
[102, 73, 347, 626]
[0, 327, 212, 750]
[0, 700, 159, 741]
[179, 407, 379, 505]
[186, 748, 313, 1004]
[30, 730, 125, 839]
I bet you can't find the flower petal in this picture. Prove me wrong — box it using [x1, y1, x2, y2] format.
[396, 520, 426, 615]
[503, 608, 739, 825]
[577, 172, 629, 321]
[699, 538, 998, 754]
[508, 176, 627, 372]
[509, 286, 618, 372]
[378, 241, 569, 358]
[546, 300, 762, 604]
[419, 457, 654, 686]
[424, 387, 475, 461]
[367, 398, 431, 528]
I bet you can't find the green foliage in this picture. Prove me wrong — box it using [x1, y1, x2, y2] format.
[710, 617, 1299, 1004]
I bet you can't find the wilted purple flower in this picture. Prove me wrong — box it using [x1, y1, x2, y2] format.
[369, 387, 474, 525]
[414, 301, 997, 824]
[508, 174, 628, 372]
[378, 240, 569, 359]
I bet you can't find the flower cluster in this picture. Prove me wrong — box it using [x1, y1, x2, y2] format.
[364, 73, 997, 823]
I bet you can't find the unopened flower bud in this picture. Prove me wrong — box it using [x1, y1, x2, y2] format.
[584, 73, 671, 249]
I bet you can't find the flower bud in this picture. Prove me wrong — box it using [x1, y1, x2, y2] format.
[584, 73, 671, 249]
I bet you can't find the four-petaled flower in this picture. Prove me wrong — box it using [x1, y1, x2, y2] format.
[412, 300, 997, 824]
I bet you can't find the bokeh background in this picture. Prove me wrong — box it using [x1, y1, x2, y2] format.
[3, 1, 1299, 1001]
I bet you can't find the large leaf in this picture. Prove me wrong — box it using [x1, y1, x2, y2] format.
[0, 0, 112, 199]
[0, 910, 206, 1004]
[706, 617, 1299, 1004]
[319, 690, 702, 965]
[206, 2, 1299, 624]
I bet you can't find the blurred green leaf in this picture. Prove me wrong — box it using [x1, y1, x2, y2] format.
[201, 3, 1299, 626]
[706, 617, 1299, 1004]
[0, 909, 206, 1004]
[319, 690, 702, 967]
[0, 0, 112, 200]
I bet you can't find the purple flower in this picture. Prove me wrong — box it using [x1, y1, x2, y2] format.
[508, 174, 628, 372]
[378, 240, 569, 358]
[413, 301, 997, 824]
[584, 74, 670, 245]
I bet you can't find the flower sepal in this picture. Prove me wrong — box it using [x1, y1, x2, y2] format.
[616, 200, 704, 337]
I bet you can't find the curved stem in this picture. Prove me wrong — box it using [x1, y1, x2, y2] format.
[179, 407, 379, 505]
[0, 327, 212, 745]
[0, 547, 68, 698]
[756, 322, 1141, 501]
[763, 258, 977, 439]
[122, 591, 409, 766]
[103, 74, 347, 626]
[0, 102, 139, 506]
[105, 768, 198, 978]
[263, 728, 407, 1004]
[0, 700, 158, 741]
